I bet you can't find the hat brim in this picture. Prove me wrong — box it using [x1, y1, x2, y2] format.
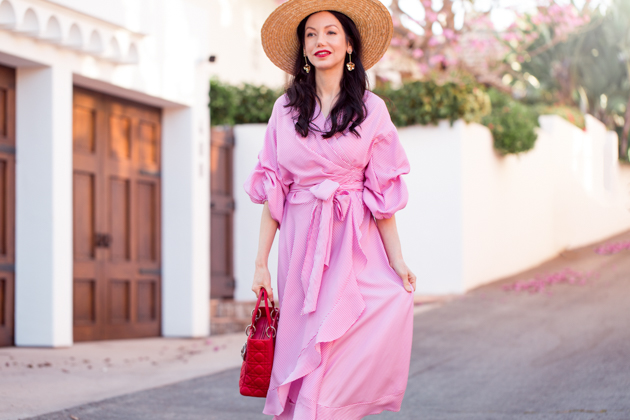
[261, 0, 393, 74]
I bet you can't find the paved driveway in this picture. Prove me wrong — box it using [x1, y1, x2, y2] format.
[29, 231, 630, 420]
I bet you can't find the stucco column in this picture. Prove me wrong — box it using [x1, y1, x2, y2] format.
[15, 65, 73, 347]
[162, 102, 210, 337]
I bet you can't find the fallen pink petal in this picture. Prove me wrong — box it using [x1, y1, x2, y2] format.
[503, 268, 591, 294]
[594, 240, 630, 255]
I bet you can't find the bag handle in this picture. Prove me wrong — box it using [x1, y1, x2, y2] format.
[247, 289, 277, 337]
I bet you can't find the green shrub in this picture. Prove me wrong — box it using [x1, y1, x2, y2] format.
[373, 81, 491, 127]
[209, 78, 546, 156]
[233, 84, 284, 125]
[210, 78, 283, 126]
[209, 78, 238, 126]
[482, 89, 540, 155]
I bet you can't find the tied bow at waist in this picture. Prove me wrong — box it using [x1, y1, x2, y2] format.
[291, 179, 364, 315]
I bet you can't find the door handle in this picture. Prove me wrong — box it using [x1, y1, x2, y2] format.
[94, 233, 112, 248]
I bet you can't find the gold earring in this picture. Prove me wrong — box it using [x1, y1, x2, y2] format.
[303, 50, 311, 74]
[346, 51, 355, 71]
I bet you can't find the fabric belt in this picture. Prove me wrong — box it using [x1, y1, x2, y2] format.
[290, 179, 364, 315]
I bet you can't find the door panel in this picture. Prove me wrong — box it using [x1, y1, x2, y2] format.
[73, 172, 96, 260]
[73, 87, 161, 342]
[109, 115, 131, 159]
[0, 65, 15, 347]
[110, 177, 131, 261]
[73, 279, 96, 324]
[73, 106, 96, 153]
[136, 181, 157, 261]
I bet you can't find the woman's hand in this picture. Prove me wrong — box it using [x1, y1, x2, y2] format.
[390, 258, 417, 293]
[252, 263, 274, 303]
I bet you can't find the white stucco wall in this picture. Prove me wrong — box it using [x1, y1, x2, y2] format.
[457, 116, 630, 291]
[206, 0, 286, 88]
[394, 122, 464, 295]
[233, 124, 280, 302]
[233, 115, 630, 300]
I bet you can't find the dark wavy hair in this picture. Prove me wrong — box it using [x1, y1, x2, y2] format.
[284, 10, 368, 139]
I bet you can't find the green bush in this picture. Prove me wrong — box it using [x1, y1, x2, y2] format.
[482, 89, 540, 155]
[233, 83, 284, 125]
[209, 78, 238, 126]
[209, 78, 547, 156]
[210, 78, 283, 126]
[373, 81, 491, 127]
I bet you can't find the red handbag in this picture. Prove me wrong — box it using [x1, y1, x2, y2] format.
[239, 288, 280, 397]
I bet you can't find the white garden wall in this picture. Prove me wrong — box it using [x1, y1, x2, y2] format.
[233, 115, 630, 299]
[457, 115, 630, 292]
[233, 124, 281, 302]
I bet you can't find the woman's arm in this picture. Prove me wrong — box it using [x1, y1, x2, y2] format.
[252, 201, 278, 302]
[375, 214, 417, 293]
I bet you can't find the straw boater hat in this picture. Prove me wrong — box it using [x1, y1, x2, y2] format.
[261, 0, 394, 74]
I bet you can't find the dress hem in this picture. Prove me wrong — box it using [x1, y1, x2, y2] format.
[268, 389, 406, 420]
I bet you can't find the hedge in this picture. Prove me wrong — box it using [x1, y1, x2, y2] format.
[210, 79, 491, 127]
[482, 89, 540, 155]
[373, 81, 491, 127]
[209, 79, 586, 155]
[209, 78, 283, 126]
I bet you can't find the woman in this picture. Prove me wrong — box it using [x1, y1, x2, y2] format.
[243, 0, 416, 418]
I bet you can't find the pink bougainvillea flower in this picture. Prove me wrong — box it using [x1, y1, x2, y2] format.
[428, 36, 442, 47]
[429, 54, 445, 66]
[445, 57, 458, 67]
[412, 48, 424, 59]
[443, 28, 455, 40]
[501, 32, 522, 42]
[425, 10, 438, 22]
[390, 37, 403, 46]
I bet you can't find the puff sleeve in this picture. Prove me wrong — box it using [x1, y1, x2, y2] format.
[243, 99, 288, 226]
[362, 104, 410, 219]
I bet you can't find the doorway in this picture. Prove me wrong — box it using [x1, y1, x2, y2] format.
[72, 87, 162, 341]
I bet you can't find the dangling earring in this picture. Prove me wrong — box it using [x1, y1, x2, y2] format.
[346, 51, 355, 71]
[303, 50, 311, 74]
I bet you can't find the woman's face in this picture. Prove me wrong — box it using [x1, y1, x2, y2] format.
[303, 11, 351, 73]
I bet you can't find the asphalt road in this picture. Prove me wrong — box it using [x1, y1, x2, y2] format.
[28, 232, 630, 420]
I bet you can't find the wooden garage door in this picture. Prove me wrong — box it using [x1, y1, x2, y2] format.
[0, 65, 15, 347]
[210, 127, 235, 299]
[73, 87, 161, 342]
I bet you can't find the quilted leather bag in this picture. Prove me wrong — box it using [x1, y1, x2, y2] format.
[239, 288, 280, 397]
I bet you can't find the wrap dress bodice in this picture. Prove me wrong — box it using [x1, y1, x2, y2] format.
[244, 91, 414, 419]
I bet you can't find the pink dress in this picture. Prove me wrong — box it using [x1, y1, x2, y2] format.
[243, 90, 414, 419]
